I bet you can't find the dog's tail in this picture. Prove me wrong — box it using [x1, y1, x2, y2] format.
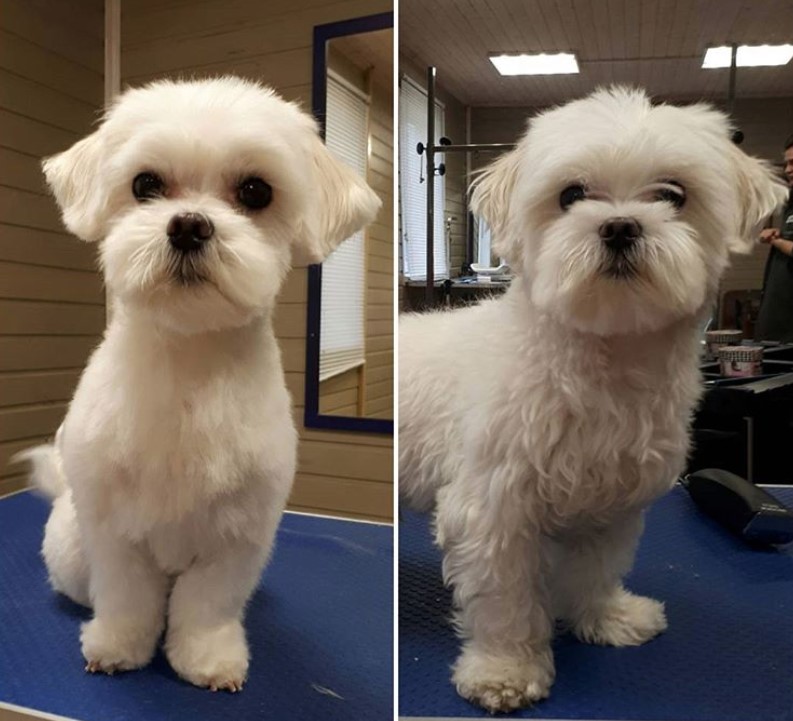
[12, 426, 68, 501]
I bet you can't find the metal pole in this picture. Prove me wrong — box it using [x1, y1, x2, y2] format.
[745, 416, 754, 483]
[431, 143, 516, 153]
[728, 43, 737, 115]
[465, 106, 472, 271]
[426, 66, 436, 307]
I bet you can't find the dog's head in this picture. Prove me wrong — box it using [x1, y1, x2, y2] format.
[43, 77, 381, 334]
[471, 87, 787, 336]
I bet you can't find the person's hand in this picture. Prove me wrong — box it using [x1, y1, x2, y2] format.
[759, 228, 781, 244]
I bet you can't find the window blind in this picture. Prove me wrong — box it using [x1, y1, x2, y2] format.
[319, 72, 368, 382]
[399, 77, 447, 280]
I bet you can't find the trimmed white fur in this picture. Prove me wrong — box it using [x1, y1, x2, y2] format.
[399, 87, 786, 712]
[17, 77, 380, 692]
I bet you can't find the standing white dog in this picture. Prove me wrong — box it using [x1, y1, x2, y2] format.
[18, 77, 380, 692]
[399, 87, 786, 712]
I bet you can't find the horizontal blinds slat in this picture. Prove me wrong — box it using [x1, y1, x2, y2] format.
[319, 349, 365, 382]
[320, 75, 367, 380]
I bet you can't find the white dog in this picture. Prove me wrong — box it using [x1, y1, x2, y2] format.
[17, 77, 380, 692]
[399, 87, 786, 712]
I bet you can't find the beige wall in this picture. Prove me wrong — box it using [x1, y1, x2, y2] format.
[319, 366, 361, 415]
[0, 0, 105, 496]
[122, 0, 393, 521]
[470, 96, 793, 294]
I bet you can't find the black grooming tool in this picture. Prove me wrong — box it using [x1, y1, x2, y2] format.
[681, 468, 793, 547]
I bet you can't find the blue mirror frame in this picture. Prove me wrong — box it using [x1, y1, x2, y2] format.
[304, 11, 394, 434]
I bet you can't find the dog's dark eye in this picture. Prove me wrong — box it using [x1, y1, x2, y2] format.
[656, 181, 686, 209]
[238, 177, 273, 210]
[560, 184, 586, 210]
[132, 172, 165, 201]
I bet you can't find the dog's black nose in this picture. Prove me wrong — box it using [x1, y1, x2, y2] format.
[599, 217, 642, 251]
[167, 213, 214, 252]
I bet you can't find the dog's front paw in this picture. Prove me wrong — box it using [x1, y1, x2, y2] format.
[81, 617, 159, 674]
[573, 588, 667, 646]
[166, 621, 249, 692]
[452, 646, 555, 712]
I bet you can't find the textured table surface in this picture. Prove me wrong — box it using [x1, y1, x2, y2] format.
[400, 486, 793, 720]
[0, 491, 393, 721]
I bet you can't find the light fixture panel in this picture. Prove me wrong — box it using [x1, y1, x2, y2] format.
[703, 44, 793, 68]
[489, 53, 580, 76]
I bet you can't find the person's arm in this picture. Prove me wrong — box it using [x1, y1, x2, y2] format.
[758, 227, 792, 255]
[769, 235, 793, 256]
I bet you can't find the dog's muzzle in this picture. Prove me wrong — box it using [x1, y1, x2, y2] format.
[599, 216, 642, 279]
[167, 213, 214, 253]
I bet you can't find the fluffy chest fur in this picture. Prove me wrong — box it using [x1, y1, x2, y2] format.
[62, 311, 296, 535]
[400, 285, 705, 531]
[468, 302, 704, 530]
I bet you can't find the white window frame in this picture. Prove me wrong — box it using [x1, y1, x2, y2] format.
[399, 76, 448, 281]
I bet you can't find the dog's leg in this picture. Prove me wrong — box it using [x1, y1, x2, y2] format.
[42, 491, 91, 608]
[81, 531, 169, 674]
[165, 540, 267, 692]
[437, 485, 556, 712]
[554, 512, 667, 646]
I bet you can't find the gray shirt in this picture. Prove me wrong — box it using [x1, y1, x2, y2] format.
[755, 193, 793, 342]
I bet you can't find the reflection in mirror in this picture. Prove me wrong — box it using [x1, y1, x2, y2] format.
[316, 28, 393, 421]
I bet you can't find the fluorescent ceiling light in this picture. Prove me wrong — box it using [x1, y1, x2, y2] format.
[490, 53, 579, 76]
[702, 44, 793, 68]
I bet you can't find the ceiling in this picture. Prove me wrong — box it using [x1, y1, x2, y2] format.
[399, 0, 793, 106]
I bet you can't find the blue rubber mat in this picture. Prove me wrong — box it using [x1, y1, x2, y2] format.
[0, 491, 392, 721]
[399, 485, 793, 720]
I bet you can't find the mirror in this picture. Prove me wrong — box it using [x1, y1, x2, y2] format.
[305, 13, 393, 434]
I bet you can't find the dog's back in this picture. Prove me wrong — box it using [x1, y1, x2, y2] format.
[398, 298, 505, 511]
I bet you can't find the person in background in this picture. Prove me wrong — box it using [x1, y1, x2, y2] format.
[755, 135, 793, 342]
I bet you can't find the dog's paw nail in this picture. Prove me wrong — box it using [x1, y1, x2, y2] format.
[85, 659, 115, 675]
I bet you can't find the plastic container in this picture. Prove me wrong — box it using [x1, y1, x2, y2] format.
[705, 329, 743, 361]
[718, 345, 764, 378]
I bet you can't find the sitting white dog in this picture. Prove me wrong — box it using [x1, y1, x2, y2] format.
[18, 77, 379, 692]
[399, 87, 786, 712]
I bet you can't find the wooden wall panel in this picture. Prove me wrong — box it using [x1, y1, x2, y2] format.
[365, 79, 394, 419]
[121, 0, 393, 521]
[0, 0, 104, 495]
[319, 367, 359, 416]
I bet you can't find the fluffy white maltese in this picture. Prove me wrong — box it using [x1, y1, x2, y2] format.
[17, 77, 379, 692]
[399, 87, 786, 712]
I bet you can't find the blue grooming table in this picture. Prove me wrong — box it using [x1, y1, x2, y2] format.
[0, 491, 392, 721]
[399, 485, 793, 720]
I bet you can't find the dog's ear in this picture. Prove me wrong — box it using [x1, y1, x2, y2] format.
[42, 128, 110, 242]
[469, 148, 524, 262]
[293, 135, 381, 265]
[727, 144, 788, 254]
